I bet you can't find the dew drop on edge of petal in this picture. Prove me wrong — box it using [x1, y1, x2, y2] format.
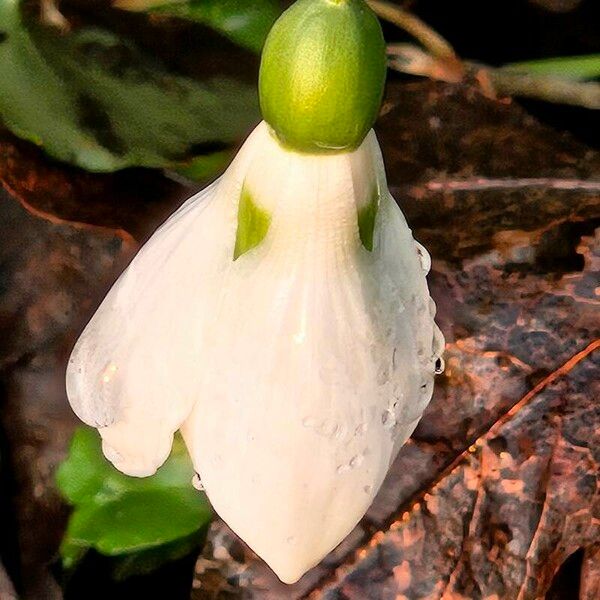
[435, 356, 445, 374]
[192, 473, 205, 491]
[415, 241, 432, 273]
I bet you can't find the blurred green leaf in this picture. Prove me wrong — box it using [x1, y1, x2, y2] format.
[116, 0, 280, 53]
[502, 54, 600, 81]
[173, 149, 232, 181]
[57, 427, 212, 574]
[110, 531, 205, 581]
[0, 0, 259, 171]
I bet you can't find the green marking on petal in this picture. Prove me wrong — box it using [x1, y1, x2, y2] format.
[233, 186, 272, 260]
[358, 187, 379, 251]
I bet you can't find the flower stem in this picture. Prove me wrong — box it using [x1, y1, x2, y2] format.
[366, 0, 456, 60]
[387, 43, 600, 109]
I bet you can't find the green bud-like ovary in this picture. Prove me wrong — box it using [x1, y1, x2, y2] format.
[259, 0, 386, 153]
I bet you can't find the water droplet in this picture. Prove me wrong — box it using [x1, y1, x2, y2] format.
[350, 455, 363, 468]
[192, 474, 205, 491]
[286, 536, 296, 544]
[103, 444, 122, 462]
[415, 242, 431, 273]
[302, 416, 317, 429]
[334, 424, 346, 440]
[355, 423, 368, 435]
[433, 324, 445, 354]
[393, 386, 405, 403]
[337, 464, 350, 474]
[429, 298, 437, 316]
[318, 420, 338, 438]
[434, 356, 445, 374]
[381, 410, 395, 429]
[377, 367, 389, 385]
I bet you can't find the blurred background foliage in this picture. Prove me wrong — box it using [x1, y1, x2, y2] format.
[0, 0, 598, 593]
[0, 0, 278, 174]
[0, 0, 598, 183]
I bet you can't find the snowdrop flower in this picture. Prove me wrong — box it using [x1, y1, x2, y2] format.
[66, 0, 444, 584]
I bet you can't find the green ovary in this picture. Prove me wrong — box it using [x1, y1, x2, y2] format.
[258, 0, 386, 153]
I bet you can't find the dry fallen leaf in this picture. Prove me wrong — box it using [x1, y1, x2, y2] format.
[0, 80, 598, 600]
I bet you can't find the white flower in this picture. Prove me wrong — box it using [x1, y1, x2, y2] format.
[66, 121, 444, 583]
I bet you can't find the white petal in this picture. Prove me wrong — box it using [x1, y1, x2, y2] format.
[67, 121, 443, 578]
[180, 125, 443, 582]
[65, 123, 269, 476]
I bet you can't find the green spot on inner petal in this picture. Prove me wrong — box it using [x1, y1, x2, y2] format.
[358, 187, 379, 251]
[233, 186, 272, 260]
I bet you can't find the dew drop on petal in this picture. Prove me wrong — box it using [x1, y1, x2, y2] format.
[377, 367, 389, 385]
[192, 474, 205, 491]
[429, 298, 437, 316]
[434, 356, 445, 374]
[381, 410, 395, 429]
[318, 420, 339, 438]
[334, 424, 346, 440]
[350, 455, 363, 469]
[302, 416, 317, 429]
[415, 241, 431, 273]
[103, 443, 122, 462]
[355, 423, 368, 435]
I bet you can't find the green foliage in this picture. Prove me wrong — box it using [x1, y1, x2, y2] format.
[502, 54, 600, 81]
[233, 186, 271, 259]
[174, 150, 232, 181]
[56, 427, 212, 578]
[139, 0, 280, 53]
[0, 0, 259, 172]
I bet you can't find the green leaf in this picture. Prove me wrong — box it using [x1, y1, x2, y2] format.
[0, 0, 259, 171]
[65, 489, 208, 555]
[173, 149, 231, 182]
[56, 427, 212, 575]
[111, 530, 206, 581]
[233, 185, 271, 259]
[501, 54, 600, 81]
[116, 0, 280, 52]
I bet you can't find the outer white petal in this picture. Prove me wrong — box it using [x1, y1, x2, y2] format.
[180, 125, 444, 582]
[65, 124, 267, 476]
[67, 121, 443, 580]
